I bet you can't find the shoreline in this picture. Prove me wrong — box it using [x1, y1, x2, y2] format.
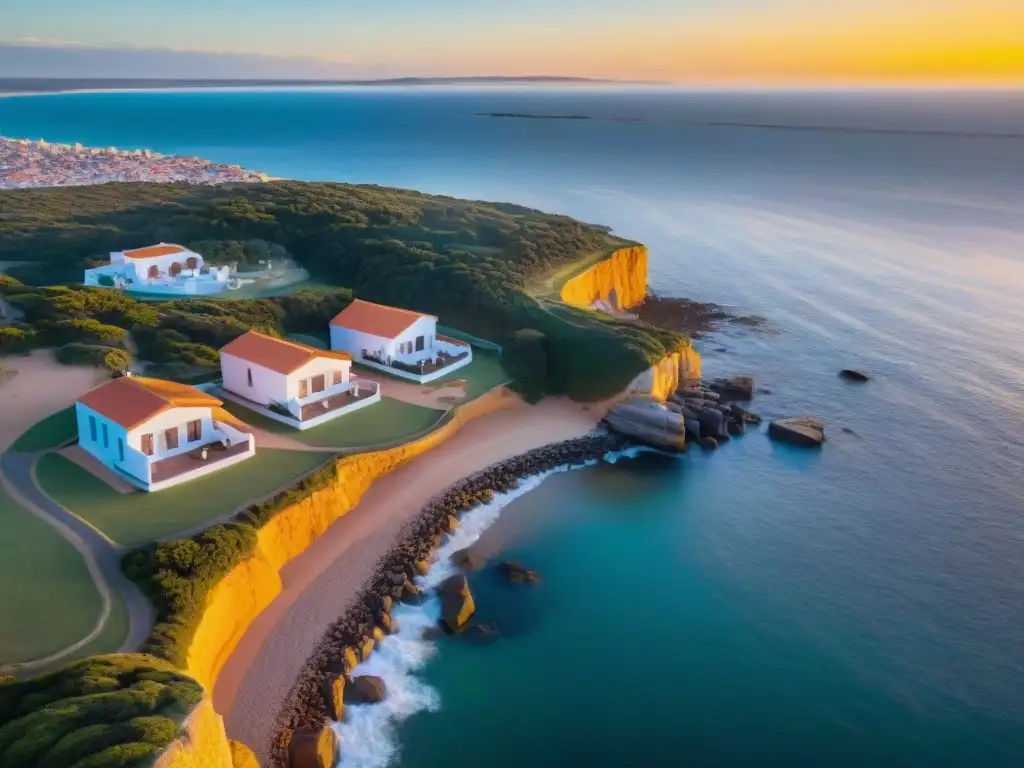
[214, 397, 612, 764]
[270, 430, 630, 767]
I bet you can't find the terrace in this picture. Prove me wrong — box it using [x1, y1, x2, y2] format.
[149, 437, 253, 484]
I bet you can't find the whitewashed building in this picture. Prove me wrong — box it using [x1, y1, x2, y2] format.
[329, 299, 473, 383]
[83, 243, 233, 295]
[218, 330, 381, 429]
[75, 375, 255, 492]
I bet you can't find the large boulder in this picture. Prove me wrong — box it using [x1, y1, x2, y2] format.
[710, 375, 755, 400]
[322, 674, 345, 722]
[768, 417, 825, 447]
[439, 574, 476, 633]
[401, 579, 425, 605]
[450, 546, 486, 571]
[604, 396, 686, 452]
[344, 675, 388, 704]
[287, 726, 338, 768]
[695, 406, 726, 439]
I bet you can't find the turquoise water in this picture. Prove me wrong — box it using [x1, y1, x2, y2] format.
[2, 87, 1023, 766]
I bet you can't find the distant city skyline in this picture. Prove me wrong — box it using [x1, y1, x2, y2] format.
[2, 0, 1022, 86]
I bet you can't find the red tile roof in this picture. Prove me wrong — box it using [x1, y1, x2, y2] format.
[77, 376, 222, 430]
[219, 330, 352, 375]
[122, 244, 187, 260]
[329, 299, 435, 339]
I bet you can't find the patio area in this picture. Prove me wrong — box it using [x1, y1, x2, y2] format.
[298, 384, 378, 421]
[149, 438, 253, 484]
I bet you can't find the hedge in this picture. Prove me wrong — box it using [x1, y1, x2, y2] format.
[0, 654, 202, 768]
[56, 343, 132, 372]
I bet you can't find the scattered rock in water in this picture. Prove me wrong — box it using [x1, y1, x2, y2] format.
[727, 420, 746, 437]
[464, 623, 500, 646]
[287, 726, 338, 768]
[768, 417, 825, 447]
[840, 368, 871, 382]
[604, 396, 687, 452]
[439, 574, 476, 633]
[344, 675, 387, 705]
[497, 561, 541, 584]
[450, 546, 486, 571]
[444, 514, 459, 533]
[715, 347, 728, 353]
[379, 613, 395, 634]
[699, 436, 719, 450]
[359, 636, 375, 661]
[413, 559, 430, 575]
[371, 626, 386, 642]
[341, 647, 359, 675]
[710, 375, 755, 400]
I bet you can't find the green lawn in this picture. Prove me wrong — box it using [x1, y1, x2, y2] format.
[355, 350, 510, 400]
[36, 448, 332, 547]
[0, 486, 119, 665]
[10, 406, 78, 452]
[220, 396, 447, 450]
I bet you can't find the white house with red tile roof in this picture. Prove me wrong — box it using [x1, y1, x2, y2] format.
[83, 243, 234, 295]
[218, 330, 381, 429]
[75, 375, 255, 492]
[329, 299, 473, 383]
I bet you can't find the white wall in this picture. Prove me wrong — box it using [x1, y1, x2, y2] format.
[76, 402, 132, 473]
[287, 357, 351, 400]
[116, 250, 205, 281]
[221, 352, 290, 406]
[126, 405, 218, 459]
[330, 315, 437, 364]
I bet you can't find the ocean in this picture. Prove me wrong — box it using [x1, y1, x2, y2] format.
[3, 86, 1023, 766]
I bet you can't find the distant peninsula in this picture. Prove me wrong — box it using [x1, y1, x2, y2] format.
[0, 75, 633, 96]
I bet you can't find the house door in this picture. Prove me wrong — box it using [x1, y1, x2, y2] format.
[185, 256, 199, 269]
[148, 265, 160, 278]
[416, 335, 425, 351]
[311, 374, 325, 394]
[299, 379, 309, 398]
[169, 262, 182, 277]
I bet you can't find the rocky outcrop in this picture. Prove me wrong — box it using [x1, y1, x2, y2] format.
[498, 561, 541, 584]
[344, 676, 387, 705]
[768, 417, 825, 447]
[626, 345, 702, 402]
[604, 395, 687, 451]
[450, 547, 486, 571]
[709, 375, 755, 400]
[560, 244, 649, 311]
[287, 726, 338, 768]
[439, 574, 476, 633]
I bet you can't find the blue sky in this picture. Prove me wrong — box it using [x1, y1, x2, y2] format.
[2, 0, 1021, 83]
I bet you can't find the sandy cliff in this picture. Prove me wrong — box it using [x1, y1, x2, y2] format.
[626, 345, 702, 402]
[156, 389, 518, 767]
[559, 244, 649, 310]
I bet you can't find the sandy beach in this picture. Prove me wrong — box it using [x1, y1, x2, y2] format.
[215, 396, 608, 762]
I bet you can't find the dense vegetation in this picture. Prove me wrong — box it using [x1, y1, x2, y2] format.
[0, 654, 202, 768]
[0, 182, 688, 399]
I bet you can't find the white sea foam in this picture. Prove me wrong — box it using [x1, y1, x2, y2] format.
[333, 452, 623, 768]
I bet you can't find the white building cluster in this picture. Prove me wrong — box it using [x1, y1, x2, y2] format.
[0, 136, 269, 190]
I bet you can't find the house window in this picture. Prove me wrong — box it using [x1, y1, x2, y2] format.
[147, 264, 159, 278]
[299, 379, 309, 398]
[165, 427, 179, 451]
[102, 422, 109, 448]
[89, 415, 97, 442]
[118, 438, 124, 462]
[311, 374, 325, 394]
[332, 369, 343, 386]
[247, 368, 253, 387]
[187, 419, 202, 442]
[141, 434, 154, 456]
[416, 335, 425, 352]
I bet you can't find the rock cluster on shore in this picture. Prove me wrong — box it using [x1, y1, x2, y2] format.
[604, 376, 761, 452]
[269, 431, 629, 768]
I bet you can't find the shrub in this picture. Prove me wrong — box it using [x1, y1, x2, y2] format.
[0, 654, 201, 768]
[96, 274, 116, 287]
[0, 326, 37, 353]
[56, 343, 132, 372]
[40, 319, 128, 348]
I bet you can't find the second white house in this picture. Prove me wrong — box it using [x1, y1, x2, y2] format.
[329, 299, 472, 383]
[84, 243, 233, 295]
[218, 330, 381, 429]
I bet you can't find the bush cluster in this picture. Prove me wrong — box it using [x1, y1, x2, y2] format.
[0, 654, 202, 768]
[56, 343, 132, 372]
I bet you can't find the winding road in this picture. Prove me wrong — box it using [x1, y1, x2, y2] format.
[0, 451, 154, 675]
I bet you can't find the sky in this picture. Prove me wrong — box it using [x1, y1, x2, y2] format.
[1, 0, 1022, 85]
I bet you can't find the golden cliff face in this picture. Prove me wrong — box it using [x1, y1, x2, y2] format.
[559, 245, 649, 311]
[158, 388, 519, 767]
[627, 345, 702, 402]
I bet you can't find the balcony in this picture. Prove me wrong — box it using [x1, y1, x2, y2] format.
[296, 379, 380, 421]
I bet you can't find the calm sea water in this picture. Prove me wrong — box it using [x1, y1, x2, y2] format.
[3, 87, 1023, 766]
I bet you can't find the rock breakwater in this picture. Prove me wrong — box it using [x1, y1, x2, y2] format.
[270, 432, 629, 768]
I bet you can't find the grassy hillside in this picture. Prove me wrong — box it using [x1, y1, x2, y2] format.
[0, 182, 687, 399]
